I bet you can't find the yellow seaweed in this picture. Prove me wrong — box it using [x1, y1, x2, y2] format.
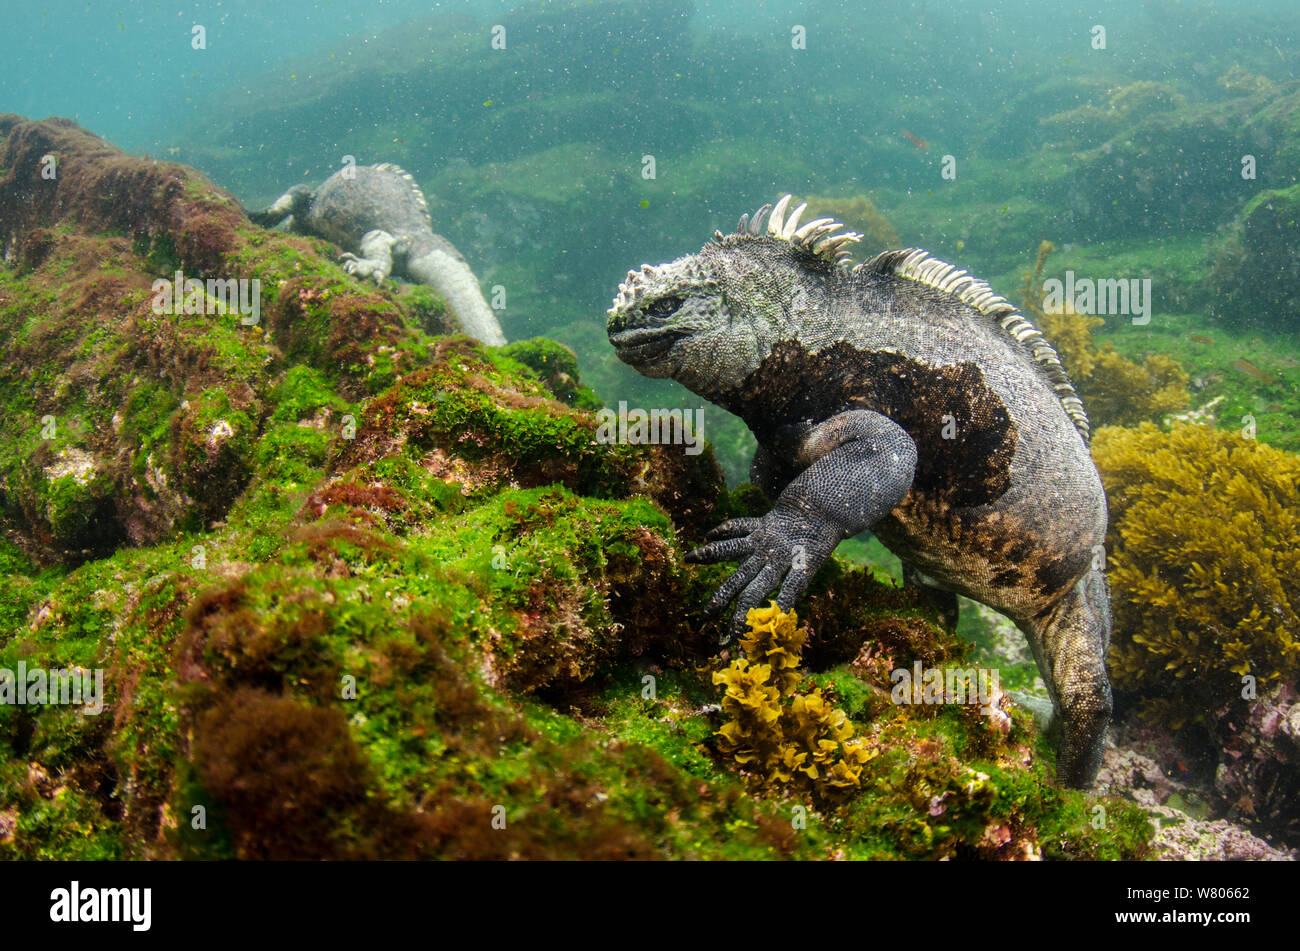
[1092, 422, 1300, 728]
[713, 602, 877, 798]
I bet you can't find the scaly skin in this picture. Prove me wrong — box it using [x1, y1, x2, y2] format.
[251, 164, 506, 346]
[606, 195, 1112, 787]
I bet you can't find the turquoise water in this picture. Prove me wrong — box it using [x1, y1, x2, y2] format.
[7, 1, 1297, 153]
[6, 0, 1300, 476]
[4, 0, 1300, 864]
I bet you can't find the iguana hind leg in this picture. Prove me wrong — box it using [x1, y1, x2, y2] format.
[247, 184, 313, 230]
[902, 563, 959, 629]
[1019, 567, 1113, 788]
[339, 229, 402, 285]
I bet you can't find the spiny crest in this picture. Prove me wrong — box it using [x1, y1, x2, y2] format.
[607, 259, 718, 315]
[858, 248, 1092, 443]
[373, 162, 430, 219]
[716, 194, 863, 267]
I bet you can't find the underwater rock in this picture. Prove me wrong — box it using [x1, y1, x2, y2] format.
[1042, 86, 1300, 244]
[1148, 811, 1293, 861]
[498, 337, 602, 410]
[0, 114, 243, 275]
[1098, 741, 1294, 861]
[1214, 682, 1300, 847]
[0, 114, 460, 562]
[1038, 81, 1187, 150]
[1210, 182, 1300, 331]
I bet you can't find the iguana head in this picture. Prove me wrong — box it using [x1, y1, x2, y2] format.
[264, 183, 314, 220]
[606, 196, 861, 399]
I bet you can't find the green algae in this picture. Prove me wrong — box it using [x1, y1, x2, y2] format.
[0, 114, 1156, 861]
[0, 314, 1151, 857]
[497, 337, 602, 410]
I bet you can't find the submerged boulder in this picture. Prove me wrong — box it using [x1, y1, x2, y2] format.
[0, 115, 1154, 860]
[1210, 182, 1300, 331]
[1214, 682, 1300, 847]
[0, 114, 461, 562]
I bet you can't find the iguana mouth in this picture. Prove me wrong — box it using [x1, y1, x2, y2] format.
[608, 325, 693, 363]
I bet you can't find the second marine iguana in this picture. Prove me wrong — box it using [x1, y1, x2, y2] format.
[251, 163, 506, 346]
[606, 195, 1112, 788]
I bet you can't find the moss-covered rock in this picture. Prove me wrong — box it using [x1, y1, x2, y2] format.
[0, 115, 461, 563]
[0, 113, 1153, 861]
[498, 337, 602, 410]
[1210, 182, 1300, 331]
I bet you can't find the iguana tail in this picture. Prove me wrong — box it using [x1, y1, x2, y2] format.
[407, 244, 506, 346]
[1020, 567, 1113, 788]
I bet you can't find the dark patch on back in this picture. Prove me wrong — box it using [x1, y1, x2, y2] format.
[991, 568, 1020, 588]
[722, 339, 1017, 508]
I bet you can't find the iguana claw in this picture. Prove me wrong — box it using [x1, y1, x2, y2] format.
[687, 508, 839, 641]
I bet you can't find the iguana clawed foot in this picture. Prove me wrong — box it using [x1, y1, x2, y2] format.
[686, 506, 840, 642]
[338, 252, 387, 284]
[338, 229, 403, 285]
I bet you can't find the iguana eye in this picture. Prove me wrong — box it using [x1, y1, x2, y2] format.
[645, 295, 684, 320]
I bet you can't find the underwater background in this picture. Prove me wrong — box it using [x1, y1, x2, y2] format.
[0, 0, 1298, 859]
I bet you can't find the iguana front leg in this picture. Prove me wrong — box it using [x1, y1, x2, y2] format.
[247, 184, 313, 231]
[339, 229, 404, 285]
[687, 409, 917, 639]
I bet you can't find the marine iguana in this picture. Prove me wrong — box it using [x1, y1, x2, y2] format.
[251, 163, 506, 346]
[606, 195, 1112, 788]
